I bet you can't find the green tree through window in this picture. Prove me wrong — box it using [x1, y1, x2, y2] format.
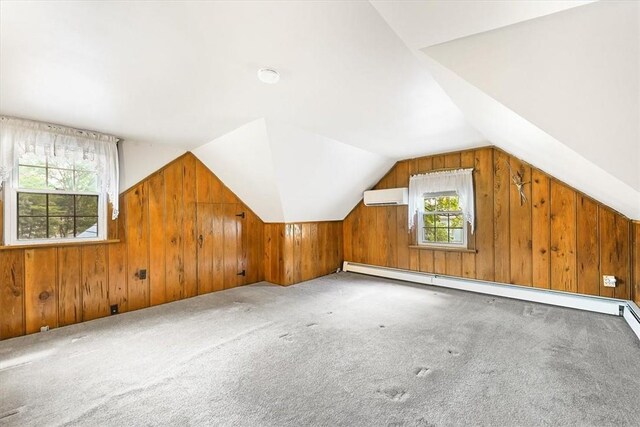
[421, 193, 465, 246]
[15, 154, 100, 241]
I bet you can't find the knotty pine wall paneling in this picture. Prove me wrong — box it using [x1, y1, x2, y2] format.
[633, 221, 640, 305]
[343, 147, 634, 301]
[0, 154, 270, 340]
[0, 250, 24, 339]
[263, 221, 343, 286]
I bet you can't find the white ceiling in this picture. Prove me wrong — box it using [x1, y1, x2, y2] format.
[418, 0, 640, 218]
[369, 1, 593, 51]
[2, 1, 637, 220]
[0, 0, 481, 157]
[423, 0, 639, 191]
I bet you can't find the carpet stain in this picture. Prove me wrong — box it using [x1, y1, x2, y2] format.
[306, 323, 318, 328]
[487, 298, 496, 304]
[327, 311, 333, 315]
[279, 333, 293, 342]
[0, 406, 25, 420]
[377, 387, 409, 402]
[447, 349, 460, 356]
[415, 418, 436, 427]
[414, 367, 430, 377]
[523, 305, 549, 318]
[379, 325, 386, 329]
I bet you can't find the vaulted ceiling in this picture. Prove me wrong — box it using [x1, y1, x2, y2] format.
[1, 1, 638, 220]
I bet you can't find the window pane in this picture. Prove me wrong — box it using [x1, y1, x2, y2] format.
[18, 166, 47, 189]
[18, 217, 47, 240]
[18, 193, 47, 216]
[76, 195, 98, 216]
[424, 197, 436, 212]
[450, 214, 463, 228]
[424, 227, 435, 242]
[435, 228, 448, 243]
[449, 196, 460, 211]
[76, 217, 99, 238]
[48, 217, 74, 238]
[47, 156, 74, 170]
[49, 194, 74, 216]
[450, 228, 464, 244]
[47, 168, 75, 191]
[436, 196, 449, 211]
[18, 152, 47, 167]
[436, 214, 448, 228]
[424, 213, 435, 227]
[74, 158, 95, 171]
[75, 171, 98, 192]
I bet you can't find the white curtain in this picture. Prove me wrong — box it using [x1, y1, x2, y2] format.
[408, 168, 475, 233]
[0, 116, 120, 219]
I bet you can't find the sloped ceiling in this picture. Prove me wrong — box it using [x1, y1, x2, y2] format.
[370, 1, 593, 51]
[193, 119, 393, 223]
[2, 1, 638, 220]
[375, 0, 640, 219]
[423, 1, 639, 193]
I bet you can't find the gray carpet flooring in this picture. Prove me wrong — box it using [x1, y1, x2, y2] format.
[1, 272, 639, 426]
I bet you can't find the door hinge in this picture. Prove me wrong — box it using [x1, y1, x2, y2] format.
[237, 270, 246, 276]
[236, 212, 245, 219]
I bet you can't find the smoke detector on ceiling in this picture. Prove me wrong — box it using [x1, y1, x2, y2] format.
[257, 68, 280, 84]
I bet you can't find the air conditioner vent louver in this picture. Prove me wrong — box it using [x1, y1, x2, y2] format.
[363, 188, 408, 206]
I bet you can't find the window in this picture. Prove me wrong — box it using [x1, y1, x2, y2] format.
[418, 192, 466, 247]
[0, 115, 120, 246]
[9, 153, 105, 243]
[408, 168, 475, 249]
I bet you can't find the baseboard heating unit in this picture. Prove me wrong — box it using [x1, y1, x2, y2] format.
[342, 261, 640, 342]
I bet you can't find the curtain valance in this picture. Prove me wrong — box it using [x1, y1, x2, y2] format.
[408, 168, 474, 233]
[0, 116, 120, 219]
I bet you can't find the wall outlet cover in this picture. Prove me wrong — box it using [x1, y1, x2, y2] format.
[40, 326, 49, 332]
[603, 275, 617, 288]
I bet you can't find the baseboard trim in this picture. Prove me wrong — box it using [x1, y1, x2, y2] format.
[342, 261, 640, 341]
[623, 301, 640, 340]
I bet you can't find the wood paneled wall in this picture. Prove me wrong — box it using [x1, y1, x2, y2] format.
[344, 147, 634, 300]
[0, 153, 266, 340]
[633, 222, 640, 305]
[264, 222, 343, 286]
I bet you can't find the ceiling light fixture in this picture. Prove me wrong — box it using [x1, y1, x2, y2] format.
[257, 68, 280, 84]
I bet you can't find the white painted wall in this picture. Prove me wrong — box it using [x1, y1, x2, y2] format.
[424, 1, 640, 192]
[118, 140, 185, 192]
[192, 119, 393, 223]
[192, 119, 285, 222]
[266, 121, 394, 222]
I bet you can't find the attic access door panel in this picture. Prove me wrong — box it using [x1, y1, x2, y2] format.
[196, 203, 245, 294]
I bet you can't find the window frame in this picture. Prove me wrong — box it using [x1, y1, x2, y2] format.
[417, 191, 468, 249]
[3, 156, 107, 246]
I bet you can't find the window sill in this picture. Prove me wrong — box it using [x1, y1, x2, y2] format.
[0, 239, 120, 251]
[409, 245, 477, 253]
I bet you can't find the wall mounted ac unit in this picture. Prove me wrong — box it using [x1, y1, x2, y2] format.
[363, 188, 408, 206]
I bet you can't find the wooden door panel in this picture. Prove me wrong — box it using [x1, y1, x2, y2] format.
[211, 204, 225, 292]
[197, 203, 242, 294]
[197, 203, 214, 294]
[223, 204, 242, 289]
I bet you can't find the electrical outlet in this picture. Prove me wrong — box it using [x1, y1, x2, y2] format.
[136, 269, 147, 280]
[110, 304, 119, 315]
[603, 275, 617, 288]
[40, 326, 49, 332]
